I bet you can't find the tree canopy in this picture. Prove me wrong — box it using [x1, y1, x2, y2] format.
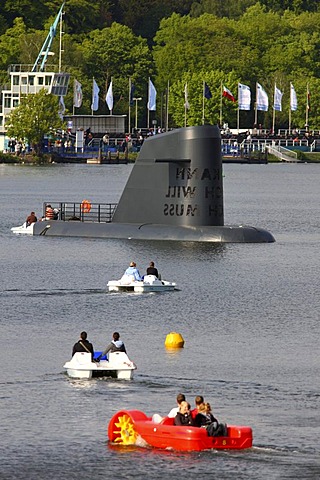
[6, 90, 64, 153]
[2, 1, 320, 130]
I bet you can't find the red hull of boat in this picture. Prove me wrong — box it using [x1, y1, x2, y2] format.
[108, 410, 253, 451]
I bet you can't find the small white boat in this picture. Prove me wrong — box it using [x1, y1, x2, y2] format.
[107, 274, 176, 293]
[11, 222, 35, 235]
[63, 351, 137, 380]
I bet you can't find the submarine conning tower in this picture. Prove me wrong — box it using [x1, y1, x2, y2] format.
[112, 125, 223, 227]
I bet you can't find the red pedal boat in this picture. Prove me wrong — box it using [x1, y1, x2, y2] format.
[108, 410, 253, 451]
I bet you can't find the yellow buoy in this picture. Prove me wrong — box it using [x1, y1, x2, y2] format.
[165, 332, 185, 349]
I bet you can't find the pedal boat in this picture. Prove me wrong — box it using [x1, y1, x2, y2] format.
[63, 351, 137, 379]
[11, 222, 35, 235]
[108, 410, 253, 451]
[107, 274, 176, 293]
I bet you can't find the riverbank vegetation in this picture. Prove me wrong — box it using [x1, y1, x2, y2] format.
[1, 1, 320, 129]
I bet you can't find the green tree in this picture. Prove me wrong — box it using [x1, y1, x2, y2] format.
[6, 89, 64, 154]
[190, 0, 256, 19]
[78, 23, 153, 114]
[0, 17, 26, 69]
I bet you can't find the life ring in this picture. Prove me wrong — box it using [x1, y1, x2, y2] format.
[81, 199, 91, 213]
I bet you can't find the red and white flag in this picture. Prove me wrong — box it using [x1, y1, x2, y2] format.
[222, 85, 235, 102]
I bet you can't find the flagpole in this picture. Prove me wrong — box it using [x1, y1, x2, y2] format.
[288, 103, 291, 135]
[147, 77, 150, 129]
[184, 84, 188, 127]
[202, 81, 205, 125]
[289, 83, 291, 134]
[166, 80, 169, 131]
[254, 82, 258, 125]
[305, 83, 309, 130]
[184, 82, 187, 128]
[220, 82, 223, 127]
[272, 85, 276, 134]
[237, 84, 239, 132]
[128, 78, 131, 134]
[91, 77, 94, 116]
[73, 79, 75, 115]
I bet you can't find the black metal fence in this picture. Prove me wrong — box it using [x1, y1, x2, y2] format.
[42, 202, 118, 223]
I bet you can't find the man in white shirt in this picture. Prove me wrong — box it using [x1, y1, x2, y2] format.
[167, 393, 186, 418]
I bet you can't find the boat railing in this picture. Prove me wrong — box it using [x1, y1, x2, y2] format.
[42, 202, 118, 223]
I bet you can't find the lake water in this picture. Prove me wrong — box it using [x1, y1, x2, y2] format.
[0, 162, 319, 479]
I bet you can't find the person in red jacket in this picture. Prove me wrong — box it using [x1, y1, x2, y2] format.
[45, 204, 55, 220]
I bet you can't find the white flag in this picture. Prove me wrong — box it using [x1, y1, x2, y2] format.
[73, 79, 82, 108]
[274, 84, 283, 112]
[147, 78, 157, 111]
[238, 83, 251, 110]
[106, 80, 113, 111]
[91, 79, 100, 111]
[290, 83, 298, 111]
[58, 95, 65, 120]
[256, 83, 268, 111]
[184, 83, 190, 109]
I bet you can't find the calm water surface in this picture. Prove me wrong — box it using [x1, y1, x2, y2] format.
[0, 163, 319, 479]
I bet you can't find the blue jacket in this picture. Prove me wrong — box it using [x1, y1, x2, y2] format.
[124, 266, 142, 281]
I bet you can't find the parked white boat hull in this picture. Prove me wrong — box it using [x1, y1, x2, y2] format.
[107, 274, 176, 293]
[11, 222, 35, 235]
[63, 351, 136, 380]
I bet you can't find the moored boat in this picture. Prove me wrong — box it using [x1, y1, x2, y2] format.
[108, 410, 253, 451]
[63, 351, 137, 379]
[107, 274, 176, 293]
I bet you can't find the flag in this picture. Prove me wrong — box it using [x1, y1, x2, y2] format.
[204, 82, 212, 99]
[222, 85, 235, 102]
[91, 79, 100, 111]
[73, 79, 82, 108]
[184, 83, 190, 109]
[290, 83, 298, 111]
[307, 86, 310, 111]
[256, 83, 268, 111]
[130, 82, 135, 106]
[147, 78, 157, 111]
[238, 83, 251, 110]
[106, 80, 113, 111]
[273, 85, 283, 112]
[58, 95, 65, 120]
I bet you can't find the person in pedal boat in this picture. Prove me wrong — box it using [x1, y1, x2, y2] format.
[174, 401, 196, 426]
[26, 211, 37, 227]
[146, 261, 159, 278]
[95, 332, 126, 362]
[72, 331, 94, 361]
[123, 261, 142, 281]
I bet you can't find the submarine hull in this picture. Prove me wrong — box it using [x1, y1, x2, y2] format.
[33, 221, 275, 243]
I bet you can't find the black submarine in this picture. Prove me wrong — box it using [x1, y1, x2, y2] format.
[34, 124, 275, 243]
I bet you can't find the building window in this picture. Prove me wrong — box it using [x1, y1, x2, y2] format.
[38, 77, 44, 85]
[13, 76, 19, 85]
[29, 76, 35, 86]
[4, 95, 11, 108]
[21, 77, 27, 85]
[45, 76, 52, 86]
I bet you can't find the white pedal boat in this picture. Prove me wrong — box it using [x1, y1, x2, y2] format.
[107, 274, 176, 293]
[63, 351, 137, 380]
[11, 222, 35, 235]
